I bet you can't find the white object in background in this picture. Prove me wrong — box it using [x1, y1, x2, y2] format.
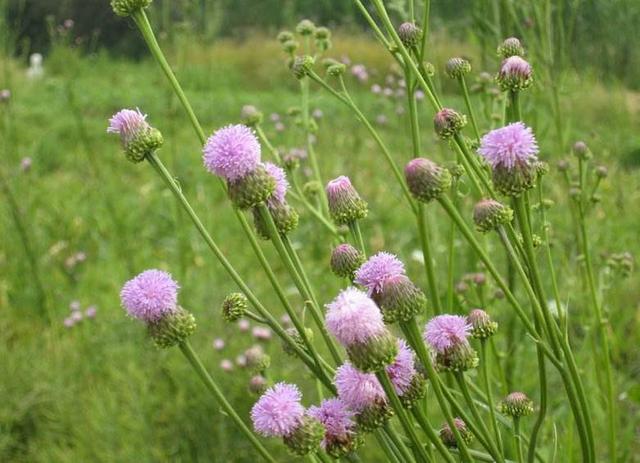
[27, 53, 44, 79]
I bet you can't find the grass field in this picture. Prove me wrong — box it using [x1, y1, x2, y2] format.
[1, 28, 639, 462]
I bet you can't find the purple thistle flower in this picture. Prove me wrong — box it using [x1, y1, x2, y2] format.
[335, 363, 385, 412]
[120, 269, 179, 323]
[424, 315, 471, 353]
[386, 339, 417, 396]
[263, 162, 289, 205]
[325, 288, 386, 347]
[220, 359, 233, 371]
[478, 122, 538, 170]
[308, 398, 356, 449]
[63, 317, 75, 328]
[107, 108, 149, 146]
[238, 319, 251, 332]
[203, 124, 261, 181]
[236, 354, 248, 367]
[355, 252, 406, 296]
[251, 382, 305, 437]
[252, 326, 273, 341]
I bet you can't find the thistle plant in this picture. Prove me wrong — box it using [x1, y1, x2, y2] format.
[102, 1, 627, 461]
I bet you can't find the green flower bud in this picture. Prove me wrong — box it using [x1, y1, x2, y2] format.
[467, 309, 498, 339]
[473, 198, 514, 233]
[499, 392, 534, 418]
[111, 0, 152, 17]
[356, 400, 394, 432]
[148, 307, 196, 348]
[296, 19, 316, 36]
[227, 164, 276, 209]
[347, 332, 398, 373]
[277, 31, 294, 44]
[222, 292, 248, 322]
[445, 57, 471, 79]
[397, 22, 422, 47]
[439, 418, 474, 448]
[283, 416, 324, 456]
[405, 158, 452, 203]
[240, 105, 263, 127]
[497, 37, 525, 58]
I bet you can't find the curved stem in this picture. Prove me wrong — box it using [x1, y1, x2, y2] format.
[376, 370, 432, 463]
[179, 342, 277, 463]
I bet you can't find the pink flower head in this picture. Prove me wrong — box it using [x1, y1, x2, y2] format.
[325, 288, 386, 347]
[203, 124, 261, 181]
[120, 269, 179, 322]
[308, 398, 356, 449]
[238, 319, 250, 332]
[355, 252, 406, 295]
[386, 339, 417, 396]
[499, 56, 532, 81]
[263, 162, 289, 205]
[424, 314, 471, 353]
[107, 108, 149, 147]
[335, 363, 385, 412]
[325, 175, 354, 201]
[478, 122, 538, 170]
[220, 359, 233, 371]
[251, 382, 305, 437]
[85, 306, 97, 319]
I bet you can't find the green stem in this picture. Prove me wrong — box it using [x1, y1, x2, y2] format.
[300, 77, 329, 217]
[454, 373, 505, 463]
[257, 204, 342, 365]
[376, 370, 432, 463]
[480, 340, 503, 453]
[400, 319, 474, 463]
[459, 76, 481, 141]
[416, 203, 441, 314]
[513, 418, 524, 463]
[381, 424, 414, 463]
[411, 407, 457, 463]
[147, 154, 334, 390]
[577, 200, 615, 462]
[349, 221, 366, 256]
[179, 342, 277, 463]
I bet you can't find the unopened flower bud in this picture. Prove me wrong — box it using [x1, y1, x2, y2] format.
[222, 293, 248, 322]
[0, 89, 10, 102]
[376, 274, 427, 324]
[497, 56, 533, 91]
[434, 108, 467, 139]
[240, 105, 263, 127]
[446, 57, 471, 79]
[595, 165, 608, 179]
[111, 0, 152, 17]
[397, 22, 421, 47]
[404, 158, 452, 202]
[296, 19, 316, 36]
[291, 55, 315, 79]
[492, 163, 538, 196]
[303, 180, 322, 198]
[473, 198, 513, 232]
[283, 416, 325, 456]
[252, 201, 299, 239]
[107, 108, 163, 163]
[314, 27, 330, 40]
[499, 392, 534, 418]
[422, 61, 435, 76]
[572, 141, 592, 160]
[282, 40, 299, 54]
[245, 345, 271, 372]
[325, 176, 368, 225]
[439, 418, 474, 448]
[326, 63, 346, 77]
[356, 401, 394, 431]
[330, 243, 365, 280]
[282, 327, 314, 356]
[497, 37, 525, 58]
[148, 307, 196, 348]
[467, 309, 498, 339]
[227, 164, 276, 209]
[277, 30, 294, 44]
[399, 374, 427, 409]
[557, 159, 570, 172]
[249, 375, 269, 395]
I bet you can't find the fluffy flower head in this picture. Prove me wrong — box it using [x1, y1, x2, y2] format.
[325, 288, 386, 346]
[107, 108, 149, 145]
[203, 124, 261, 181]
[251, 382, 305, 437]
[120, 269, 179, 322]
[424, 315, 471, 353]
[264, 161, 289, 205]
[308, 398, 356, 447]
[386, 339, 417, 395]
[477, 122, 538, 170]
[355, 252, 406, 295]
[335, 363, 385, 412]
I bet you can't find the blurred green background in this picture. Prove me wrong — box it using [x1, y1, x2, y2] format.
[1, 1, 639, 462]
